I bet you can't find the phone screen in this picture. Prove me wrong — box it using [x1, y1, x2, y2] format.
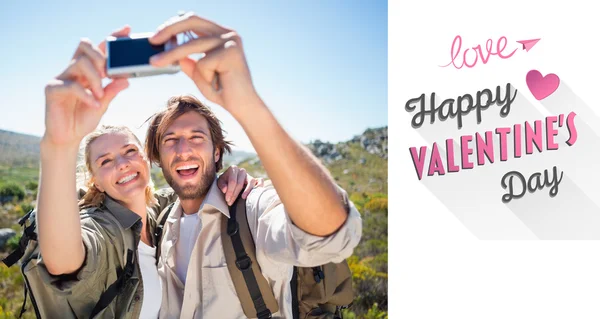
[108, 38, 165, 68]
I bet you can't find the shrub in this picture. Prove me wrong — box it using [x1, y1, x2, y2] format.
[364, 303, 388, 319]
[366, 253, 387, 273]
[0, 263, 29, 318]
[356, 239, 388, 259]
[6, 234, 21, 251]
[350, 193, 368, 212]
[364, 197, 387, 213]
[25, 181, 38, 192]
[347, 256, 388, 316]
[0, 183, 25, 202]
[16, 203, 34, 217]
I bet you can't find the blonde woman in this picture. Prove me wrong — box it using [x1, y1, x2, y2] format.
[32, 26, 258, 318]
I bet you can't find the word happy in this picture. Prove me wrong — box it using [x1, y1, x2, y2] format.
[405, 83, 517, 130]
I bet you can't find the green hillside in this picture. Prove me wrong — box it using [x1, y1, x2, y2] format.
[0, 130, 41, 188]
[238, 127, 388, 195]
[0, 127, 388, 319]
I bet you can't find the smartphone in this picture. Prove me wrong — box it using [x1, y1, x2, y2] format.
[106, 33, 180, 78]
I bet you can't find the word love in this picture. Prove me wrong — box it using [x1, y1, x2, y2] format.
[440, 35, 518, 69]
[501, 166, 563, 203]
[405, 83, 516, 130]
[409, 112, 578, 180]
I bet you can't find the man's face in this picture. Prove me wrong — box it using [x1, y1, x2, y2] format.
[158, 111, 220, 200]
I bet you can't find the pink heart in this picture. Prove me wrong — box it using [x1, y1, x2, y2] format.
[526, 70, 560, 100]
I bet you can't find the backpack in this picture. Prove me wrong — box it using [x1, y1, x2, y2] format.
[154, 192, 354, 319]
[2, 207, 136, 319]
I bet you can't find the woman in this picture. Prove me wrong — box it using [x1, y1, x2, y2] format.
[33, 27, 257, 318]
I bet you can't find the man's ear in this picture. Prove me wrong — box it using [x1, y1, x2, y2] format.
[214, 147, 221, 163]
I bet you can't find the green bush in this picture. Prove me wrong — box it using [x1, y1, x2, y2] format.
[364, 197, 387, 213]
[0, 183, 25, 201]
[350, 193, 369, 212]
[347, 256, 388, 317]
[364, 303, 388, 319]
[366, 253, 387, 273]
[0, 262, 31, 319]
[356, 239, 387, 259]
[6, 235, 21, 251]
[25, 181, 38, 192]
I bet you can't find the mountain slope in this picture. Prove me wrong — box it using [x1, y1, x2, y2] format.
[0, 129, 256, 188]
[0, 130, 41, 166]
[237, 127, 388, 194]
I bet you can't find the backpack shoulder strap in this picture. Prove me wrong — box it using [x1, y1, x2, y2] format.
[90, 249, 135, 317]
[2, 209, 36, 267]
[221, 194, 279, 319]
[154, 202, 175, 265]
[87, 208, 137, 318]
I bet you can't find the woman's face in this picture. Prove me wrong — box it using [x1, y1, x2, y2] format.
[88, 131, 150, 205]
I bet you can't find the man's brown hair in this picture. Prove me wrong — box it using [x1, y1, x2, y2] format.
[145, 95, 233, 172]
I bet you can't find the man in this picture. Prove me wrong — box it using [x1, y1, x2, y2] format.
[145, 13, 363, 318]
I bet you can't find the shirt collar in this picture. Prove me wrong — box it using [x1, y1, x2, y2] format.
[167, 177, 230, 224]
[102, 195, 142, 229]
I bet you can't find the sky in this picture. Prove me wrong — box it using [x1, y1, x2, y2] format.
[0, 0, 387, 153]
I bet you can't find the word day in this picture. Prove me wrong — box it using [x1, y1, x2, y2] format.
[409, 112, 578, 180]
[501, 166, 563, 203]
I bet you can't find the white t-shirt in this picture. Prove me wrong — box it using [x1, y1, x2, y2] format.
[174, 212, 202, 283]
[138, 241, 162, 319]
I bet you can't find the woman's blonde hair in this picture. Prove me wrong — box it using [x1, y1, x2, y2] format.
[77, 125, 158, 209]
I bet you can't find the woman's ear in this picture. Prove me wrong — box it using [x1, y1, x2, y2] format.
[92, 178, 105, 193]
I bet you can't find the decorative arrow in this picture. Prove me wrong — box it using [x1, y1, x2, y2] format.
[516, 38, 541, 52]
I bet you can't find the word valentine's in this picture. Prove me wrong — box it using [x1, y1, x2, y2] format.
[409, 112, 578, 180]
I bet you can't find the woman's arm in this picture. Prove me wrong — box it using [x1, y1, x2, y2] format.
[37, 27, 131, 275]
[37, 141, 85, 275]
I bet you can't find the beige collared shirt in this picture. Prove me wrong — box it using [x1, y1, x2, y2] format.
[157, 179, 362, 319]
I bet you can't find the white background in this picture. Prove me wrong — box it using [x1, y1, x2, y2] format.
[391, 0, 600, 318]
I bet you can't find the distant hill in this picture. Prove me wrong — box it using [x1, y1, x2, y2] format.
[0, 127, 388, 193]
[0, 129, 257, 188]
[0, 130, 41, 166]
[222, 150, 257, 167]
[0, 130, 41, 186]
[237, 126, 388, 194]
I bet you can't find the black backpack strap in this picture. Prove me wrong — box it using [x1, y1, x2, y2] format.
[227, 195, 273, 319]
[290, 266, 299, 319]
[18, 280, 29, 318]
[90, 249, 135, 318]
[312, 266, 325, 283]
[2, 209, 36, 267]
[154, 202, 175, 266]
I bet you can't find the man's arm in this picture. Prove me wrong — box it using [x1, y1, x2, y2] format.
[149, 13, 349, 236]
[231, 96, 348, 236]
[246, 183, 362, 267]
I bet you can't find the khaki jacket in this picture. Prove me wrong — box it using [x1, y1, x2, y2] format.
[27, 190, 175, 319]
